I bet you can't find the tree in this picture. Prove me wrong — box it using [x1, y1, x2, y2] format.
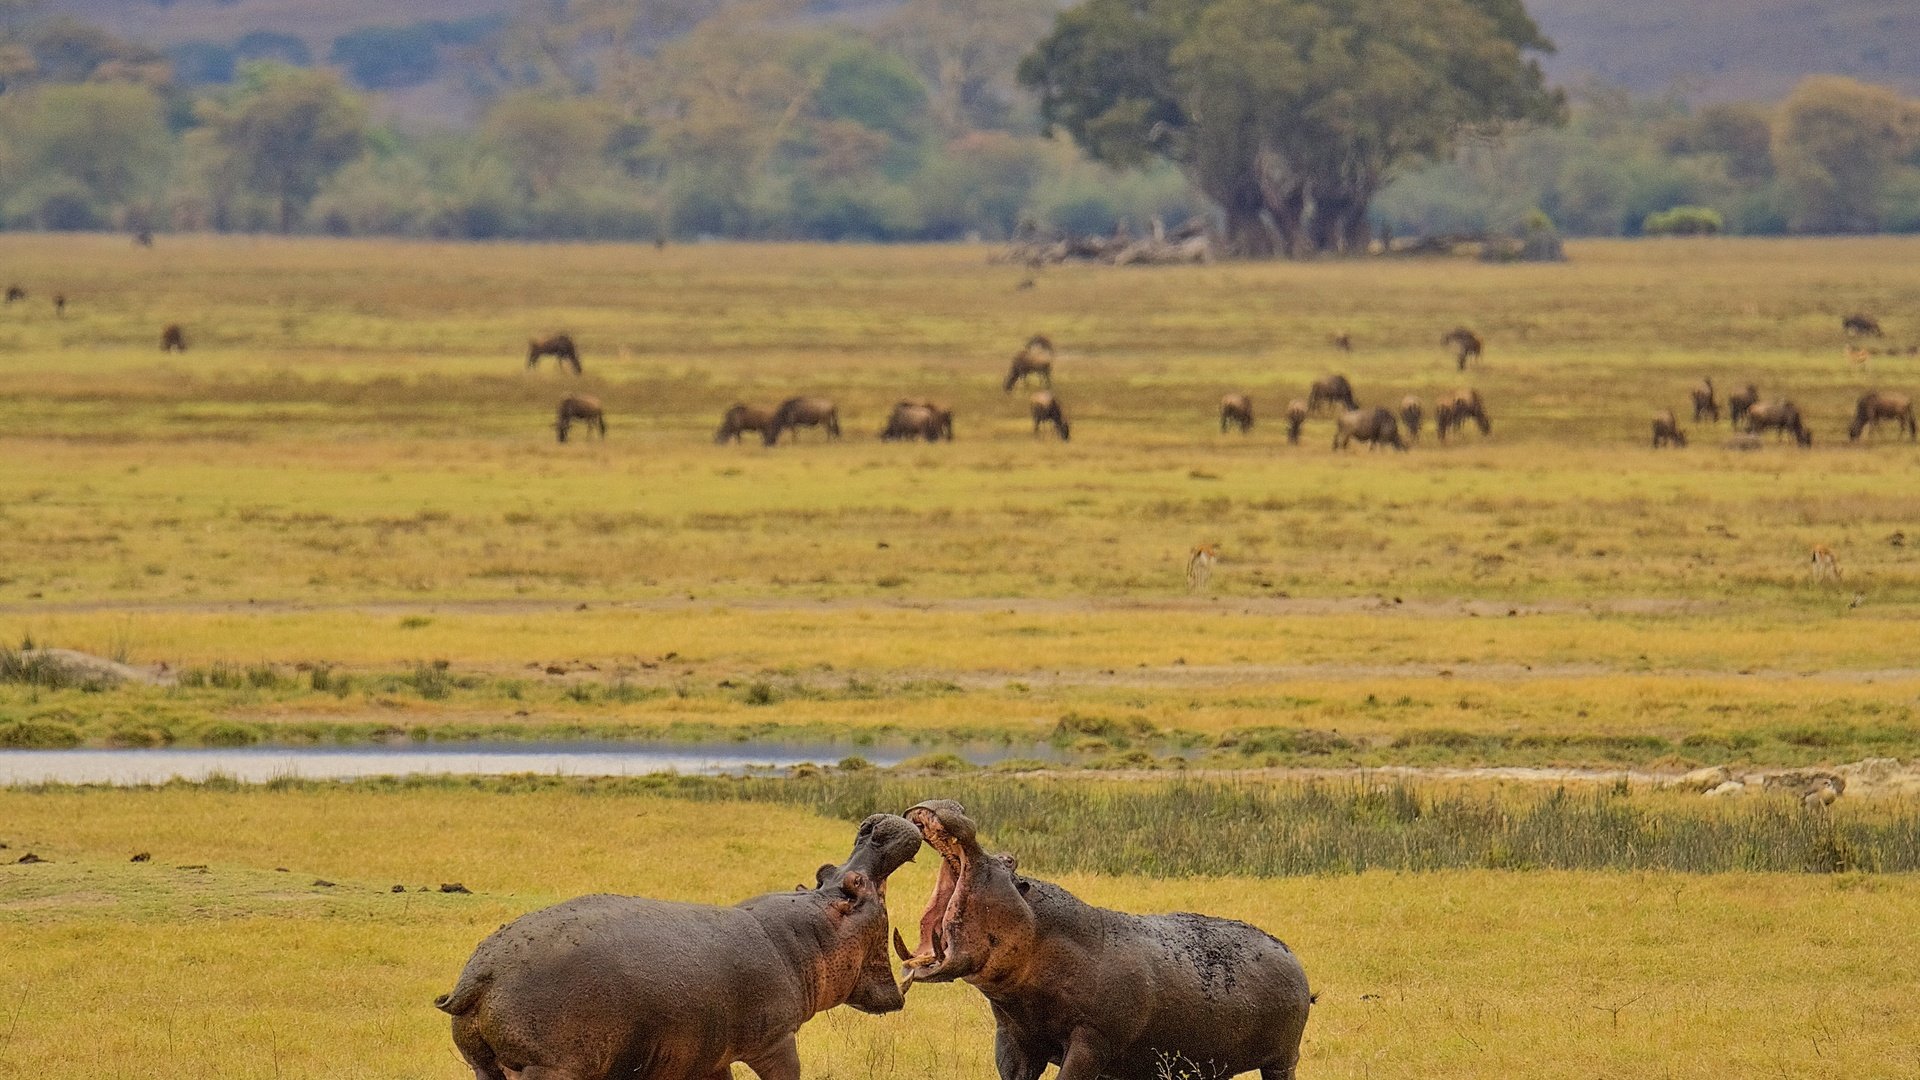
[1019, 0, 1563, 256]
[3, 82, 170, 212]
[481, 92, 617, 197]
[202, 64, 368, 231]
[1772, 76, 1920, 235]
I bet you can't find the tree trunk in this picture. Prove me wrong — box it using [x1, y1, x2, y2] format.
[1223, 205, 1278, 258]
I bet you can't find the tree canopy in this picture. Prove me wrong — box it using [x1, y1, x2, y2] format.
[1019, 0, 1565, 255]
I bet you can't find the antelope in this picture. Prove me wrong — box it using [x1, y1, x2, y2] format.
[1329, 332, 1352, 351]
[1842, 313, 1882, 337]
[52, 294, 66, 317]
[1690, 378, 1719, 422]
[1186, 544, 1218, 592]
[1307, 374, 1356, 414]
[1651, 409, 1687, 448]
[4, 285, 23, 303]
[1728, 383, 1760, 428]
[1030, 391, 1070, 440]
[527, 334, 581, 374]
[1442, 327, 1482, 370]
[1399, 395, 1424, 442]
[1285, 400, 1308, 445]
[1810, 544, 1840, 582]
[1747, 400, 1812, 446]
[1849, 391, 1916, 442]
[1004, 334, 1055, 391]
[554, 395, 606, 443]
[1219, 394, 1253, 434]
[161, 323, 187, 352]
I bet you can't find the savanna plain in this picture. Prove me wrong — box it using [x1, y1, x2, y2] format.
[2, 234, 1919, 1078]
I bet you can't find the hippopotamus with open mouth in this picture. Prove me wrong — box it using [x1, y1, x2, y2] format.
[896, 799, 1313, 1080]
[437, 812, 923, 1080]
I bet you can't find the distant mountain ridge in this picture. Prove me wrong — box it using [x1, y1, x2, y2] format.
[45, 0, 1920, 113]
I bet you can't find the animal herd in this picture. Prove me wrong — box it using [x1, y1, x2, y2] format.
[1662, 375, 1913, 448]
[439, 800, 1313, 1080]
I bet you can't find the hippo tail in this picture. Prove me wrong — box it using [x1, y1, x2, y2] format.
[435, 970, 491, 1016]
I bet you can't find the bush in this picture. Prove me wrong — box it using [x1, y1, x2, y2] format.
[1643, 205, 1724, 236]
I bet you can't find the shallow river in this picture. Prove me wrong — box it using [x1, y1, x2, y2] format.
[0, 741, 940, 786]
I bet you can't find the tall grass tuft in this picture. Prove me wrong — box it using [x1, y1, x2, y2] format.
[0, 648, 110, 692]
[648, 774, 1920, 875]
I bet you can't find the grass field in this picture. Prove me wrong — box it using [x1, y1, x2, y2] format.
[4, 784, 1919, 1079]
[2, 234, 1919, 1079]
[0, 233, 1917, 767]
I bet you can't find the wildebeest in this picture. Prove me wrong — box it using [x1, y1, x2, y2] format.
[1435, 388, 1491, 440]
[4, 285, 23, 303]
[714, 403, 776, 444]
[134, 229, 154, 248]
[1285, 399, 1309, 445]
[1651, 409, 1687, 448]
[1843, 313, 1883, 337]
[1691, 378, 1719, 422]
[440, 814, 924, 1080]
[1307, 374, 1356, 413]
[1030, 391, 1070, 440]
[160, 323, 186, 353]
[896, 800, 1313, 1080]
[1442, 326, 1483, 370]
[882, 400, 953, 442]
[1329, 332, 1352, 351]
[1003, 335, 1054, 391]
[1849, 390, 1917, 442]
[766, 396, 841, 445]
[1334, 407, 1407, 451]
[555, 395, 606, 443]
[1728, 382, 1760, 428]
[1220, 393, 1254, 434]
[1747, 400, 1812, 446]
[52, 294, 65, 317]
[527, 334, 581, 374]
[1399, 395, 1424, 442]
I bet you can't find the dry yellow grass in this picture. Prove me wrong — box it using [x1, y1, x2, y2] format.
[3, 786, 1918, 1078]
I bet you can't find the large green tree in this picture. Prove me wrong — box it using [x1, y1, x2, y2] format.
[201, 64, 367, 232]
[1772, 76, 1920, 235]
[1018, 0, 1564, 256]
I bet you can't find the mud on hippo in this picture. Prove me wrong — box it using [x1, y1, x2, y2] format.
[896, 799, 1313, 1080]
[437, 813, 923, 1080]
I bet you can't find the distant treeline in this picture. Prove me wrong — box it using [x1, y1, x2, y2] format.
[0, 6, 1916, 243]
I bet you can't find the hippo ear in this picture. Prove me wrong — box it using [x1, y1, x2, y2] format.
[815, 863, 837, 888]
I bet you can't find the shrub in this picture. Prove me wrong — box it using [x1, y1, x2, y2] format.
[1643, 206, 1724, 236]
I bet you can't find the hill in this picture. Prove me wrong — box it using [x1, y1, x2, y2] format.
[40, 0, 1920, 123]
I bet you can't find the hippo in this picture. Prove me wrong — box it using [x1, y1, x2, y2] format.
[896, 800, 1312, 1080]
[438, 813, 924, 1080]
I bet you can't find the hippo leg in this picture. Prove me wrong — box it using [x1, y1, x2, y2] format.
[741, 1037, 801, 1080]
[992, 1028, 1046, 1080]
[1052, 1032, 1111, 1080]
[1261, 1061, 1300, 1080]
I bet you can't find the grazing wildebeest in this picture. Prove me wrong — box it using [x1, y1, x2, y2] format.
[1333, 407, 1407, 451]
[896, 800, 1312, 1080]
[882, 400, 953, 442]
[1728, 382, 1760, 428]
[1329, 332, 1352, 351]
[1442, 326, 1482, 371]
[1435, 389, 1491, 441]
[440, 814, 924, 1080]
[1220, 393, 1254, 434]
[1850, 391, 1916, 441]
[1029, 391, 1070, 440]
[52, 294, 65, 317]
[1285, 399, 1308, 445]
[714, 403, 776, 444]
[4, 285, 23, 303]
[134, 229, 154, 248]
[1747, 400, 1812, 446]
[527, 333, 581, 374]
[160, 323, 186, 353]
[1399, 395, 1424, 442]
[1307, 374, 1356, 414]
[555, 394, 606, 443]
[1651, 409, 1687, 448]
[1843, 313, 1883, 337]
[766, 396, 841, 445]
[1003, 335, 1055, 391]
[1691, 378, 1719, 422]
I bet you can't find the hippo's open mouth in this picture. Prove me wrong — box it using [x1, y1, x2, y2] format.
[894, 801, 971, 982]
